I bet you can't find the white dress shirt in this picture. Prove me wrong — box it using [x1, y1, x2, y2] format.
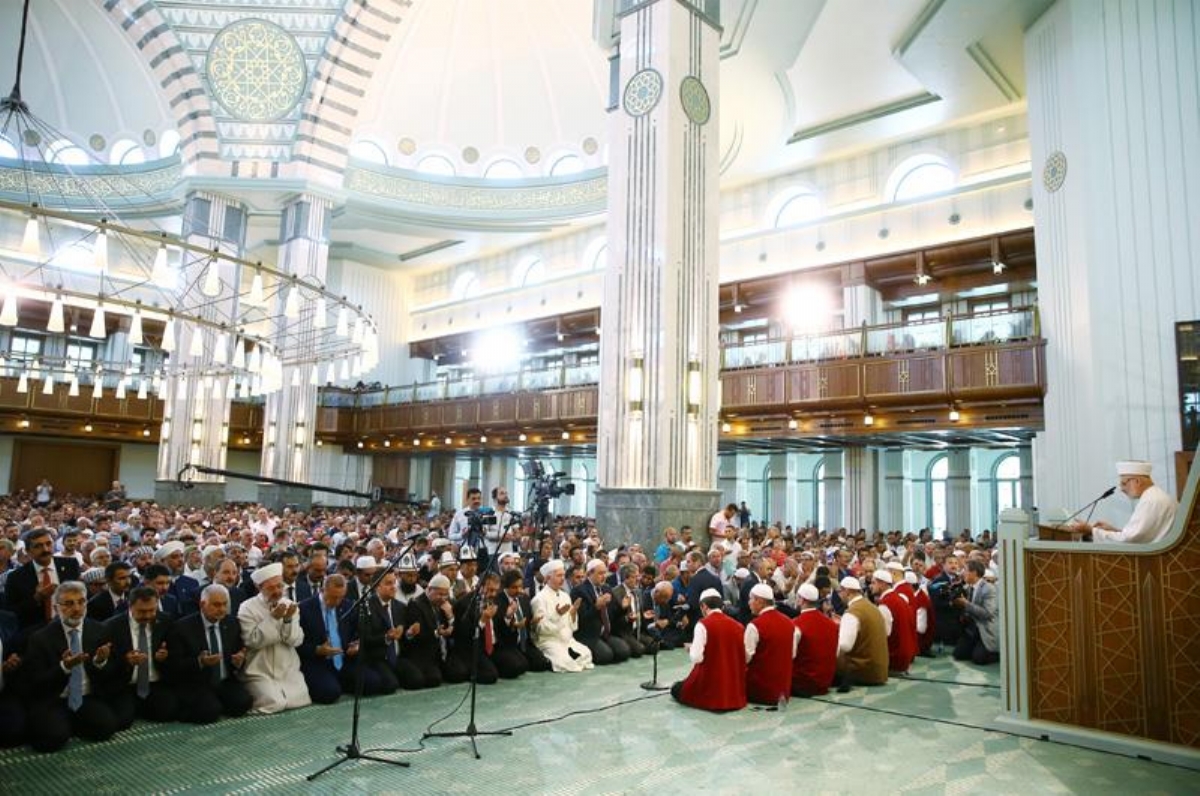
[743, 607, 800, 663]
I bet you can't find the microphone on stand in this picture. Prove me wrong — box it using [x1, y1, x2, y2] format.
[1055, 486, 1117, 529]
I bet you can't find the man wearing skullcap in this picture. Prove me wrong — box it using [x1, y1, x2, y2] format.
[791, 583, 838, 697]
[1075, 460, 1178, 544]
[834, 576, 888, 690]
[155, 541, 200, 618]
[395, 554, 425, 606]
[530, 559, 593, 672]
[743, 582, 799, 705]
[672, 588, 746, 712]
[870, 570, 916, 674]
[400, 573, 458, 688]
[236, 562, 310, 714]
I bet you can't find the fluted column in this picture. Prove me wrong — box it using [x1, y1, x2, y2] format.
[258, 196, 332, 510]
[946, 448, 972, 535]
[155, 192, 245, 507]
[843, 447, 877, 532]
[822, 451, 845, 531]
[594, 0, 722, 549]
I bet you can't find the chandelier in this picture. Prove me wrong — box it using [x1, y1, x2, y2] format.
[0, 0, 378, 404]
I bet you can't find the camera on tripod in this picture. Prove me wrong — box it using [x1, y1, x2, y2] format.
[522, 459, 575, 500]
[464, 507, 497, 549]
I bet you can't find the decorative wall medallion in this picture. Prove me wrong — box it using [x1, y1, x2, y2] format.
[142, 129, 157, 147]
[680, 75, 711, 125]
[89, 134, 106, 152]
[623, 68, 663, 117]
[462, 146, 479, 164]
[1043, 150, 1067, 193]
[206, 19, 307, 122]
[398, 137, 417, 156]
[582, 137, 598, 155]
[22, 129, 40, 146]
[524, 146, 541, 164]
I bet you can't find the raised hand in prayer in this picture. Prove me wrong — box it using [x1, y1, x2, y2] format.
[230, 648, 247, 668]
[125, 648, 149, 666]
[199, 650, 222, 668]
[155, 642, 169, 662]
[2, 652, 21, 673]
[406, 622, 421, 638]
[316, 639, 343, 658]
[62, 648, 89, 669]
[346, 640, 360, 657]
[93, 642, 112, 665]
[570, 597, 582, 616]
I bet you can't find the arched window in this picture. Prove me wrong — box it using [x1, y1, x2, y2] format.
[928, 454, 949, 534]
[0, 136, 18, 160]
[994, 453, 1022, 514]
[484, 159, 523, 180]
[774, 191, 822, 227]
[46, 139, 89, 166]
[512, 256, 545, 287]
[548, 153, 583, 177]
[416, 154, 456, 177]
[452, 271, 480, 300]
[109, 139, 145, 165]
[581, 237, 607, 271]
[159, 129, 181, 159]
[886, 154, 956, 202]
[350, 139, 390, 166]
[814, 460, 826, 532]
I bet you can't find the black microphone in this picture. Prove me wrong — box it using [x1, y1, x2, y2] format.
[1056, 486, 1117, 528]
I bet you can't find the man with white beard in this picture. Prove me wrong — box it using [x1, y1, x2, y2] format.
[236, 563, 311, 714]
[530, 559, 593, 672]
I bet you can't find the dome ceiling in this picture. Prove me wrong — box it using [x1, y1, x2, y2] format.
[0, 0, 176, 162]
[352, 0, 610, 178]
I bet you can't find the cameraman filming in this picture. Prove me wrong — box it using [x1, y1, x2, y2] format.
[448, 488, 487, 558]
[951, 560, 998, 665]
[487, 487, 519, 559]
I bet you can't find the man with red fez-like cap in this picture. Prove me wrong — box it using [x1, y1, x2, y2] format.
[672, 589, 746, 711]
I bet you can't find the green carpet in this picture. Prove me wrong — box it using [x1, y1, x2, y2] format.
[1, 651, 1196, 795]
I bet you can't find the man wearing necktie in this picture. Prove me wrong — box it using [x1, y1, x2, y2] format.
[610, 564, 647, 658]
[8, 529, 81, 632]
[571, 560, 630, 665]
[449, 571, 503, 685]
[298, 574, 381, 703]
[494, 569, 547, 676]
[165, 583, 252, 724]
[100, 585, 179, 725]
[357, 571, 404, 696]
[22, 581, 118, 753]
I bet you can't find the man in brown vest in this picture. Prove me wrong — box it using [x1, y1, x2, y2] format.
[834, 575, 888, 692]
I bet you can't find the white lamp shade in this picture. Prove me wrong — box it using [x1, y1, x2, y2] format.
[201, 261, 221, 297]
[129, 311, 144, 345]
[248, 271, 265, 306]
[314, 297, 327, 328]
[284, 285, 301, 319]
[21, 216, 39, 256]
[88, 305, 106, 339]
[47, 297, 65, 334]
[161, 318, 176, 352]
[0, 291, 18, 327]
[151, 244, 172, 287]
[232, 337, 246, 369]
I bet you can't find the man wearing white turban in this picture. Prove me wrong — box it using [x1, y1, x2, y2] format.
[236, 563, 311, 714]
[530, 560, 593, 672]
[1077, 461, 1178, 544]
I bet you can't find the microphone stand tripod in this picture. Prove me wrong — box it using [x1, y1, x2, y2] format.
[307, 536, 420, 781]
[422, 522, 513, 759]
[640, 605, 669, 692]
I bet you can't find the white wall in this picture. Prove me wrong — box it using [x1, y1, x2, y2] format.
[0, 436, 12, 494]
[117, 443, 158, 499]
[1027, 0, 1200, 517]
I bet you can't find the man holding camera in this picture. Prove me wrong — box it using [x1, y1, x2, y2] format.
[952, 560, 999, 665]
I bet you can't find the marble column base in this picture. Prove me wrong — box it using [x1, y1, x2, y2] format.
[594, 487, 722, 553]
[155, 480, 226, 508]
[257, 484, 313, 512]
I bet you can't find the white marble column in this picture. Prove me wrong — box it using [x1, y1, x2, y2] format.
[594, 0, 723, 548]
[155, 192, 245, 506]
[877, 449, 904, 531]
[843, 447, 877, 532]
[1027, 0, 1200, 516]
[258, 196, 332, 509]
[822, 451, 845, 531]
[946, 448, 972, 535]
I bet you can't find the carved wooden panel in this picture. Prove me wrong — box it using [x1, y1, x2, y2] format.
[788, 363, 861, 406]
[1025, 504, 1200, 747]
[558, 388, 598, 420]
[721, 370, 786, 409]
[412, 404, 443, 430]
[949, 343, 1044, 399]
[479, 396, 518, 427]
[863, 355, 946, 404]
[442, 400, 478, 429]
[517, 393, 556, 423]
[314, 407, 343, 435]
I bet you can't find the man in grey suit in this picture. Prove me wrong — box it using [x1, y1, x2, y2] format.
[952, 560, 998, 664]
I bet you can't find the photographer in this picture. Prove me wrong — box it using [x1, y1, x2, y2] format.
[952, 560, 999, 665]
[927, 553, 965, 648]
[447, 489, 491, 567]
[486, 487, 518, 559]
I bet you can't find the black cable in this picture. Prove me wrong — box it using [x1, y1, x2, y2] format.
[491, 691, 671, 733]
[897, 673, 1000, 689]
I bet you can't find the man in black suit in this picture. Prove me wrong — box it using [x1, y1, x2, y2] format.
[400, 574, 455, 688]
[294, 550, 328, 603]
[572, 560, 630, 665]
[687, 549, 725, 630]
[157, 542, 201, 618]
[494, 569, 547, 676]
[7, 528, 82, 633]
[0, 609, 25, 747]
[166, 583, 252, 723]
[610, 564, 647, 658]
[358, 570, 405, 695]
[449, 571, 502, 685]
[297, 574, 381, 703]
[141, 564, 182, 619]
[88, 561, 133, 623]
[738, 557, 774, 625]
[23, 581, 119, 753]
[101, 585, 179, 725]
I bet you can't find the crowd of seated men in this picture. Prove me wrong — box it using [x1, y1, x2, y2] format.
[0, 491, 1000, 753]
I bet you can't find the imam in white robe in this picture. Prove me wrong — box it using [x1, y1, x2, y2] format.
[531, 585, 594, 672]
[237, 595, 311, 714]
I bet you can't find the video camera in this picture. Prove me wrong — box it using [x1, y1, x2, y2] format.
[521, 459, 575, 501]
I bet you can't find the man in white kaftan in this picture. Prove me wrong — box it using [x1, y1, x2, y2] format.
[530, 559, 593, 672]
[237, 562, 311, 714]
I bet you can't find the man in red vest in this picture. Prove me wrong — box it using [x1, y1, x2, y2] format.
[671, 589, 746, 711]
[906, 570, 936, 656]
[871, 570, 916, 674]
[791, 583, 838, 697]
[743, 583, 798, 705]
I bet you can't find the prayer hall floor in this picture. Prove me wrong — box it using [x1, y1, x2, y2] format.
[1, 651, 1196, 794]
